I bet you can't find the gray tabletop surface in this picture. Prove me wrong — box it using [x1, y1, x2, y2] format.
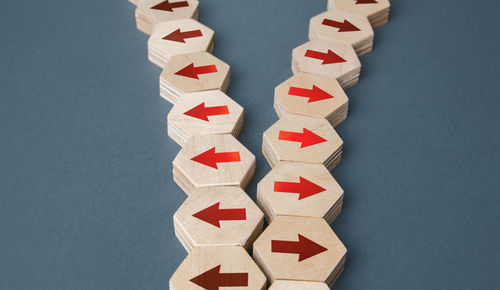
[1, 0, 499, 289]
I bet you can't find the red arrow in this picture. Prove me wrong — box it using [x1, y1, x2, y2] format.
[304, 49, 346, 65]
[184, 103, 229, 121]
[190, 265, 248, 290]
[278, 128, 327, 148]
[151, 0, 189, 12]
[192, 202, 246, 228]
[175, 63, 218, 79]
[288, 85, 334, 103]
[274, 177, 326, 200]
[163, 28, 203, 43]
[356, 0, 378, 4]
[191, 147, 241, 169]
[271, 234, 328, 262]
[322, 19, 360, 32]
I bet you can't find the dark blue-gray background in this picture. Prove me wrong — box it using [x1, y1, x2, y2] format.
[1, 0, 499, 289]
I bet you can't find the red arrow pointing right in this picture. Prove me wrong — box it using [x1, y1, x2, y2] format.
[322, 18, 360, 32]
[163, 28, 203, 43]
[304, 49, 346, 65]
[278, 128, 327, 148]
[356, 0, 378, 4]
[274, 177, 326, 200]
[183, 102, 229, 121]
[192, 202, 246, 228]
[288, 85, 334, 103]
[191, 147, 241, 169]
[151, 0, 189, 12]
[272, 234, 328, 262]
[175, 63, 218, 79]
[190, 265, 248, 290]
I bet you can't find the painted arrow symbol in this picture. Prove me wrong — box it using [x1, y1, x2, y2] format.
[192, 202, 246, 228]
[356, 0, 378, 4]
[271, 234, 328, 262]
[184, 103, 229, 121]
[175, 63, 218, 79]
[278, 128, 327, 148]
[288, 85, 334, 103]
[274, 177, 326, 200]
[322, 18, 360, 32]
[151, 0, 189, 12]
[304, 49, 346, 65]
[190, 265, 248, 290]
[191, 147, 241, 169]
[163, 28, 203, 43]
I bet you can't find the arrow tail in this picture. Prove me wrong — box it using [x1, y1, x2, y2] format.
[322, 19, 342, 29]
[205, 105, 229, 117]
[170, 0, 189, 8]
[288, 86, 313, 98]
[278, 131, 302, 143]
[214, 151, 240, 163]
[181, 29, 203, 39]
[219, 208, 246, 221]
[304, 49, 326, 61]
[218, 272, 249, 287]
[274, 181, 300, 193]
[194, 64, 218, 75]
[272, 240, 299, 254]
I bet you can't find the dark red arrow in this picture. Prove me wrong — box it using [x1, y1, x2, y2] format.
[192, 202, 246, 228]
[175, 63, 218, 79]
[184, 103, 229, 121]
[356, 0, 378, 4]
[278, 128, 327, 148]
[190, 265, 248, 290]
[288, 85, 334, 103]
[304, 49, 346, 65]
[151, 0, 189, 12]
[271, 234, 328, 262]
[274, 177, 326, 200]
[163, 28, 203, 43]
[191, 147, 241, 169]
[322, 19, 360, 32]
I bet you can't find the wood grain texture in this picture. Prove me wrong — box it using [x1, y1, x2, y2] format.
[269, 280, 330, 290]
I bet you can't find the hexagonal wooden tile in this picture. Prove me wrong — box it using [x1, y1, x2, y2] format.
[327, 0, 390, 28]
[136, 0, 199, 35]
[173, 134, 255, 195]
[269, 280, 330, 290]
[170, 246, 267, 290]
[262, 115, 343, 171]
[167, 90, 244, 146]
[309, 9, 374, 56]
[257, 161, 343, 224]
[148, 18, 214, 68]
[174, 186, 264, 252]
[292, 40, 360, 89]
[160, 52, 230, 103]
[274, 72, 348, 127]
[252, 216, 346, 287]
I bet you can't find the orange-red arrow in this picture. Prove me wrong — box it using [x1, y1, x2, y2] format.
[305, 49, 346, 65]
[191, 147, 241, 169]
[163, 28, 203, 43]
[322, 19, 360, 32]
[271, 234, 328, 262]
[274, 177, 326, 200]
[183, 103, 229, 121]
[278, 128, 327, 148]
[151, 0, 189, 12]
[190, 265, 248, 290]
[192, 202, 246, 228]
[175, 63, 218, 79]
[356, 0, 378, 4]
[288, 85, 334, 103]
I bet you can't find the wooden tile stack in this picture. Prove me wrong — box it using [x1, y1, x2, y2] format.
[327, 0, 391, 28]
[135, 0, 199, 35]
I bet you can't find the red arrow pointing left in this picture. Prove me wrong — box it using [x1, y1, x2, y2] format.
[175, 63, 218, 79]
[163, 28, 203, 43]
[274, 177, 326, 200]
[192, 202, 246, 228]
[288, 85, 334, 103]
[184, 103, 229, 121]
[322, 19, 360, 32]
[191, 147, 241, 169]
[190, 265, 248, 290]
[272, 234, 328, 262]
[304, 49, 346, 65]
[278, 128, 327, 148]
[151, 0, 189, 12]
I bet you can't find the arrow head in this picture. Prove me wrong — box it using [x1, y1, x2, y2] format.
[190, 265, 221, 290]
[163, 28, 185, 43]
[309, 85, 334, 102]
[192, 202, 221, 227]
[323, 50, 346, 65]
[151, 0, 174, 11]
[297, 234, 328, 262]
[300, 128, 327, 148]
[191, 147, 218, 169]
[338, 20, 361, 32]
[175, 63, 199, 79]
[184, 102, 209, 121]
[298, 177, 326, 199]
